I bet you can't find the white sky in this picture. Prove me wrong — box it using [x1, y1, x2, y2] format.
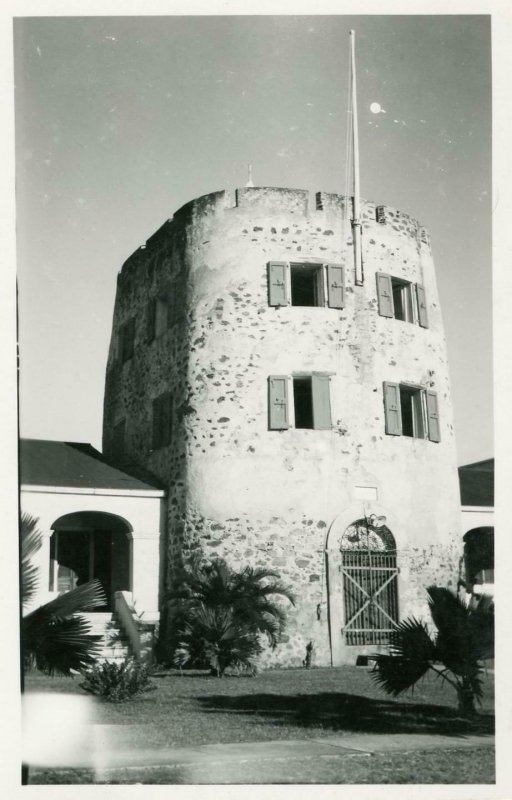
[13, 14, 493, 466]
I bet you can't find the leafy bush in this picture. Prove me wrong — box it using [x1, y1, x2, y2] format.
[80, 658, 156, 702]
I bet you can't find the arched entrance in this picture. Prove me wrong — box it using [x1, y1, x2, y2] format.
[339, 518, 399, 646]
[463, 527, 494, 593]
[49, 512, 132, 610]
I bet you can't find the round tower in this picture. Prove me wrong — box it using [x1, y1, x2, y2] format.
[103, 187, 462, 666]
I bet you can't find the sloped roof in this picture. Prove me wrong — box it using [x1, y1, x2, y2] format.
[458, 458, 494, 507]
[19, 439, 164, 492]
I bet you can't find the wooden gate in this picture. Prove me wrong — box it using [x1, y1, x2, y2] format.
[340, 521, 399, 645]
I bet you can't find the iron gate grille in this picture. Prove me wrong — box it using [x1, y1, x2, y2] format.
[341, 549, 399, 645]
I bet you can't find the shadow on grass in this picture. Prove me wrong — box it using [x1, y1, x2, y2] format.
[196, 691, 494, 736]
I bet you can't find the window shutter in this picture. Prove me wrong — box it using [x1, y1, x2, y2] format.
[147, 300, 156, 342]
[155, 299, 169, 337]
[268, 262, 288, 307]
[426, 390, 440, 442]
[162, 393, 173, 446]
[268, 376, 289, 429]
[383, 382, 402, 435]
[376, 273, 394, 318]
[113, 419, 125, 462]
[312, 375, 332, 429]
[152, 397, 162, 449]
[416, 284, 429, 328]
[327, 264, 345, 309]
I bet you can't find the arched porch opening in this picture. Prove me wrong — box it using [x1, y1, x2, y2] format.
[463, 526, 494, 592]
[50, 511, 132, 610]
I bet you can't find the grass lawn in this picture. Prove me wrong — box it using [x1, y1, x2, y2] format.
[30, 747, 495, 785]
[25, 664, 494, 751]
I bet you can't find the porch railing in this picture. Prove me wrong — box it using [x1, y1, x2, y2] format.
[114, 591, 158, 664]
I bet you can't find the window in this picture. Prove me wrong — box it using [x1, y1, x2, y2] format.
[119, 319, 135, 363]
[392, 279, 415, 322]
[269, 374, 332, 430]
[383, 382, 440, 442]
[152, 392, 173, 450]
[112, 419, 126, 462]
[268, 262, 345, 309]
[290, 264, 324, 306]
[148, 297, 170, 342]
[376, 273, 428, 327]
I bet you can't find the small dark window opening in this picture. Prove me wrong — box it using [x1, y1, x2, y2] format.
[120, 319, 135, 362]
[399, 385, 425, 438]
[112, 419, 126, 462]
[293, 377, 314, 428]
[290, 264, 323, 307]
[391, 279, 414, 322]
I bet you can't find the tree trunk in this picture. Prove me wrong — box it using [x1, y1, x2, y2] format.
[457, 679, 476, 717]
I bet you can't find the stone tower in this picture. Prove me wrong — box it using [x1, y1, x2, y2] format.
[103, 187, 462, 666]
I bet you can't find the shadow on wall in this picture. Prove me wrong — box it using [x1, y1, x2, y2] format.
[195, 691, 494, 736]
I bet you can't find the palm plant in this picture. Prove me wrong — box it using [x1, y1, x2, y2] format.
[20, 513, 107, 676]
[173, 604, 263, 677]
[167, 556, 295, 674]
[372, 585, 494, 717]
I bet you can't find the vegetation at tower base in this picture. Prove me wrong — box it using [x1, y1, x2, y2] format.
[166, 557, 296, 676]
[21, 513, 107, 676]
[371, 585, 494, 717]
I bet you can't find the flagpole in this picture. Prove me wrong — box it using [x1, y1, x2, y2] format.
[350, 30, 363, 286]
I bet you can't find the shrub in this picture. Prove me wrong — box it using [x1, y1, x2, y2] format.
[166, 557, 295, 674]
[80, 658, 156, 702]
[173, 604, 262, 677]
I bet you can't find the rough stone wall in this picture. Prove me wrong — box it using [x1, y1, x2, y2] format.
[103, 187, 462, 667]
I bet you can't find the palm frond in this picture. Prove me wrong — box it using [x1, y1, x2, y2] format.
[22, 614, 102, 675]
[29, 579, 107, 620]
[372, 617, 436, 696]
[20, 513, 43, 605]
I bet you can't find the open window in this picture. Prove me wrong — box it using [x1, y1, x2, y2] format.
[119, 319, 135, 363]
[383, 382, 440, 441]
[269, 374, 331, 430]
[268, 262, 344, 309]
[290, 264, 324, 307]
[112, 419, 126, 462]
[148, 296, 171, 342]
[391, 279, 415, 323]
[376, 273, 428, 327]
[152, 392, 173, 450]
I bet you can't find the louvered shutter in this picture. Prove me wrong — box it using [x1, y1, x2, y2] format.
[162, 392, 173, 446]
[152, 397, 162, 449]
[327, 264, 345, 309]
[312, 375, 332, 429]
[376, 273, 394, 318]
[147, 300, 156, 342]
[426, 390, 440, 442]
[383, 382, 402, 435]
[416, 284, 429, 328]
[121, 319, 135, 362]
[268, 376, 289, 429]
[268, 262, 288, 306]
